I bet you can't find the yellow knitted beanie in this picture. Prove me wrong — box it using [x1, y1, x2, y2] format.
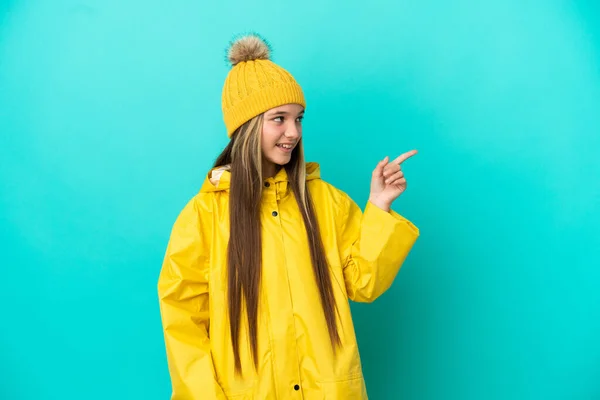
[221, 33, 306, 137]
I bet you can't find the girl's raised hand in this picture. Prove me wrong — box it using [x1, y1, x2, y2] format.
[369, 150, 418, 211]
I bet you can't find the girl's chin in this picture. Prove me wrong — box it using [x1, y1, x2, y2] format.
[265, 155, 292, 166]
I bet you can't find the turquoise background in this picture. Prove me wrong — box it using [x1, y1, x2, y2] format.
[1, 0, 599, 399]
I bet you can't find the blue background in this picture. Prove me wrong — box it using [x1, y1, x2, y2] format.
[1, 0, 599, 399]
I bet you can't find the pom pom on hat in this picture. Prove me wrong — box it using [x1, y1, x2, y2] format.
[227, 33, 272, 66]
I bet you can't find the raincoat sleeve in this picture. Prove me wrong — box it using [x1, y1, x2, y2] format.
[338, 193, 419, 303]
[157, 196, 225, 400]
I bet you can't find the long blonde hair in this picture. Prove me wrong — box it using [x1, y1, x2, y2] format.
[213, 114, 341, 375]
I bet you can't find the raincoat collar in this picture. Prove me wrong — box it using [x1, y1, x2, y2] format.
[200, 162, 321, 193]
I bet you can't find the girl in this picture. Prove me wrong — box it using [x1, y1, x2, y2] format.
[158, 33, 419, 400]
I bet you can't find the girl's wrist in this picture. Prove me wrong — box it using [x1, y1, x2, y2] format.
[368, 196, 391, 212]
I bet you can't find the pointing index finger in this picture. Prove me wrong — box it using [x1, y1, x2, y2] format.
[393, 149, 418, 165]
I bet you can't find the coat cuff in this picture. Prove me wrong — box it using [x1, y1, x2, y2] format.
[365, 200, 420, 237]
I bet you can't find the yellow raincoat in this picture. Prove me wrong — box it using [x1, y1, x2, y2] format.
[158, 162, 419, 399]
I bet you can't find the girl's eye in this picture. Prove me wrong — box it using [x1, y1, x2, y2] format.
[273, 115, 303, 122]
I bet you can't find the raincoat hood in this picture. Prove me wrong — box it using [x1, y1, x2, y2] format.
[200, 162, 322, 193]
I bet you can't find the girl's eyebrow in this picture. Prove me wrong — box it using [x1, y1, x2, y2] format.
[268, 110, 305, 117]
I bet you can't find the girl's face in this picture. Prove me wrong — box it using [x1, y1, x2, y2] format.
[261, 104, 304, 174]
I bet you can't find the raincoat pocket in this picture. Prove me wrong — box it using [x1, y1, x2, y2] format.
[319, 374, 367, 400]
[223, 387, 254, 400]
